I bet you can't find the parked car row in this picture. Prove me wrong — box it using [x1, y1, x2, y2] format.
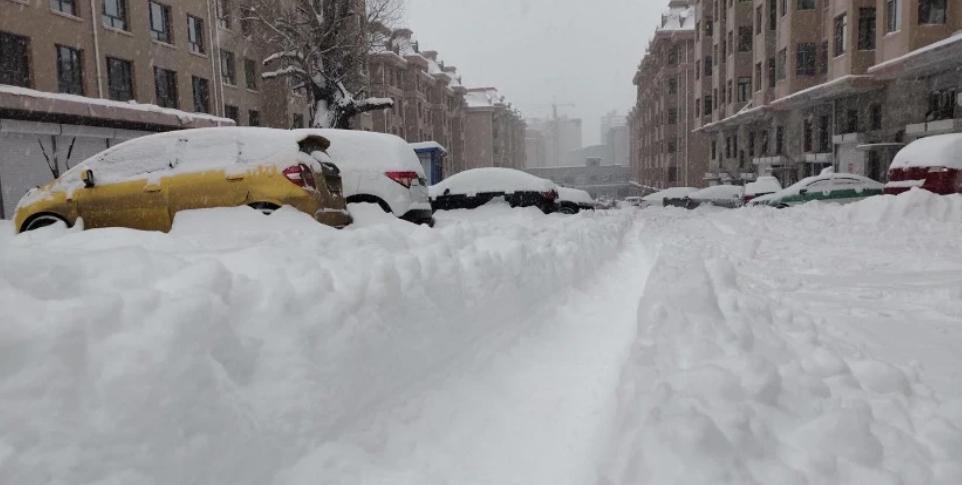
[14, 127, 434, 233]
[13, 129, 602, 234]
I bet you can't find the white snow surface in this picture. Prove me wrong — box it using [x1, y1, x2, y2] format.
[744, 175, 783, 196]
[890, 133, 962, 170]
[558, 187, 594, 205]
[642, 186, 698, 202]
[689, 184, 745, 200]
[1, 191, 962, 485]
[429, 167, 557, 197]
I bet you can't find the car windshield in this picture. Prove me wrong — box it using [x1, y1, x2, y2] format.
[4, 1, 962, 484]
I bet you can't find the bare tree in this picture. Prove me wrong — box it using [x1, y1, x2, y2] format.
[246, 0, 403, 129]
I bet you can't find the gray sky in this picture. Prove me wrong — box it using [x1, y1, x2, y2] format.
[403, 0, 661, 145]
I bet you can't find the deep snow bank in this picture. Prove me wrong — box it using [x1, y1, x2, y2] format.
[603, 192, 962, 485]
[0, 205, 633, 485]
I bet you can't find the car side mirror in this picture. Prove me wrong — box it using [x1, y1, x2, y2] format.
[81, 169, 95, 188]
[798, 188, 808, 195]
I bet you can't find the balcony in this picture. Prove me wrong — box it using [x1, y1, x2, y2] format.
[905, 118, 962, 137]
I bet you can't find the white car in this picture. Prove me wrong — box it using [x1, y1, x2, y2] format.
[557, 187, 596, 214]
[750, 171, 884, 208]
[665, 185, 745, 209]
[639, 187, 698, 208]
[297, 129, 434, 225]
[743, 176, 783, 203]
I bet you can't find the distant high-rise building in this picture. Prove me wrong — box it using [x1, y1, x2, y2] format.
[526, 116, 583, 167]
[601, 111, 630, 165]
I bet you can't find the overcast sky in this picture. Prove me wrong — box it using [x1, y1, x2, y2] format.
[403, 0, 661, 145]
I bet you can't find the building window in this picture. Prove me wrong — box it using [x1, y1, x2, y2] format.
[292, 113, 304, 128]
[819, 41, 829, 74]
[0, 31, 31, 88]
[705, 18, 714, 36]
[248, 110, 260, 126]
[769, 0, 777, 30]
[704, 96, 714, 116]
[244, 58, 258, 89]
[780, 0, 787, 17]
[918, 0, 947, 24]
[188, 15, 205, 54]
[667, 140, 677, 154]
[748, 131, 756, 157]
[192, 76, 210, 113]
[56, 45, 83, 95]
[869, 103, 883, 130]
[767, 57, 776, 87]
[50, 0, 77, 16]
[834, 14, 848, 56]
[818, 115, 831, 152]
[803, 119, 814, 152]
[221, 49, 236, 85]
[858, 8, 877, 50]
[704, 56, 713, 76]
[798, 0, 816, 10]
[727, 80, 733, 104]
[217, 0, 231, 29]
[775, 126, 784, 155]
[756, 6, 763, 34]
[845, 108, 859, 133]
[667, 47, 678, 65]
[711, 140, 718, 159]
[667, 77, 678, 94]
[738, 26, 753, 52]
[240, 8, 254, 37]
[153, 67, 178, 108]
[927, 89, 957, 121]
[796, 43, 817, 76]
[667, 108, 677, 125]
[737, 77, 751, 102]
[695, 60, 701, 80]
[102, 0, 128, 30]
[224, 104, 239, 123]
[755, 63, 762, 91]
[106, 57, 133, 101]
[776, 48, 787, 80]
[149, 1, 173, 44]
[886, 0, 901, 32]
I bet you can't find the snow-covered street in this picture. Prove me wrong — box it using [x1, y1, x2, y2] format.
[2, 194, 962, 485]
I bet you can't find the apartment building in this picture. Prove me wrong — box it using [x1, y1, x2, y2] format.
[628, 0, 709, 189]
[694, 0, 962, 185]
[365, 28, 471, 176]
[463, 88, 527, 170]
[0, 0, 311, 217]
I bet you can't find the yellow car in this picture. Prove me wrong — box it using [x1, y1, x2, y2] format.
[14, 128, 352, 233]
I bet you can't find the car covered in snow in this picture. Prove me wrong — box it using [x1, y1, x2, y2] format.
[14, 128, 352, 233]
[296, 129, 434, 225]
[638, 187, 698, 208]
[557, 187, 597, 214]
[429, 168, 559, 214]
[665, 185, 745, 209]
[750, 171, 883, 208]
[743, 176, 783, 204]
[885, 134, 962, 196]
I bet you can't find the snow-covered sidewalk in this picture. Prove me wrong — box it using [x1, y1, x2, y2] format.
[1, 192, 961, 485]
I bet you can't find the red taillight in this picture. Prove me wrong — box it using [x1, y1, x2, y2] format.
[542, 190, 558, 201]
[386, 171, 419, 188]
[283, 164, 316, 189]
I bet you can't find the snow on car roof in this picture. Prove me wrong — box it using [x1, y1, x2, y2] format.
[763, 172, 882, 201]
[744, 176, 782, 196]
[430, 168, 557, 197]
[296, 129, 425, 175]
[558, 187, 594, 205]
[642, 187, 697, 201]
[890, 134, 962, 170]
[689, 184, 744, 200]
[72, 127, 325, 183]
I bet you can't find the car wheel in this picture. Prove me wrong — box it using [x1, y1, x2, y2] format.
[249, 203, 280, 215]
[21, 214, 69, 232]
[775, 203, 790, 209]
[559, 205, 579, 215]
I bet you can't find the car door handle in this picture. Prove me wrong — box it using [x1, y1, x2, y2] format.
[143, 185, 162, 193]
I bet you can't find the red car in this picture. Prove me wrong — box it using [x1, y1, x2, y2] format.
[885, 134, 962, 195]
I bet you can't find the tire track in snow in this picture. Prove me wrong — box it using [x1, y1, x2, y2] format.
[274, 218, 657, 485]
